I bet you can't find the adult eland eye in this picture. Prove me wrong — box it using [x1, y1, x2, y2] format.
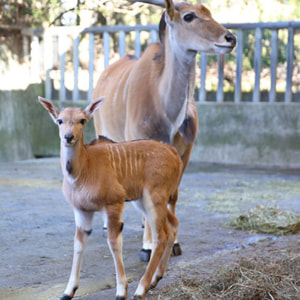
[80, 119, 86, 125]
[183, 13, 195, 23]
[57, 119, 63, 125]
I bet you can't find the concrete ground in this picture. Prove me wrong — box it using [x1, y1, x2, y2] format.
[0, 158, 299, 300]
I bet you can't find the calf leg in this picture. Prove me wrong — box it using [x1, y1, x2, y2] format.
[105, 204, 128, 300]
[134, 191, 169, 299]
[134, 221, 168, 299]
[151, 210, 178, 288]
[61, 209, 94, 300]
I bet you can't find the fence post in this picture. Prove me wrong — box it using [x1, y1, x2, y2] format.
[253, 27, 262, 102]
[119, 30, 126, 57]
[234, 29, 243, 102]
[150, 29, 157, 43]
[199, 53, 207, 102]
[88, 33, 94, 101]
[217, 54, 225, 102]
[135, 30, 141, 57]
[22, 36, 29, 63]
[285, 26, 294, 103]
[44, 30, 52, 100]
[269, 29, 278, 102]
[73, 34, 80, 101]
[30, 35, 41, 83]
[58, 33, 67, 101]
[104, 31, 110, 68]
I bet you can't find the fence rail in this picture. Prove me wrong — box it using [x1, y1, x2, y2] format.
[21, 21, 300, 103]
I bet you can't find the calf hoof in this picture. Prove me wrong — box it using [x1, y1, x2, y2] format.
[150, 276, 163, 289]
[60, 287, 77, 300]
[140, 249, 151, 262]
[133, 295, 144, 300]
[172, 243, 182, 256]
[60, 295, 72, 300]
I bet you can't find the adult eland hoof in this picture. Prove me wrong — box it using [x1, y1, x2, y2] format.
[116, 297, 126, 300]
[60, 294, 72, 300]
[172, 243, 182, 256]
[140, 249, 151, 262]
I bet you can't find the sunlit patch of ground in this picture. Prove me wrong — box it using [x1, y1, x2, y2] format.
[0, 178, 61, 190]
[203, 178, 300, 215]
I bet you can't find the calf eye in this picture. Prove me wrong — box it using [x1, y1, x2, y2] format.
[57, 119, 63, 125]
[183, 13, 195, 23]
[80, 119, 86, 125]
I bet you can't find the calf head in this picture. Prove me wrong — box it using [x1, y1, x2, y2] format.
[38, 97, 104, 147]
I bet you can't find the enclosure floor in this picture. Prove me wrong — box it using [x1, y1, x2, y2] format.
[0, 158, 299, 300]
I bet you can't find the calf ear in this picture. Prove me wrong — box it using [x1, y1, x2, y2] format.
[84, 97, 105, 121]
[38, 96, 60, 123]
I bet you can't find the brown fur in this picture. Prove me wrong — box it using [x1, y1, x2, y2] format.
[38, 96, 182, 300]
[91, 0, 236, 255]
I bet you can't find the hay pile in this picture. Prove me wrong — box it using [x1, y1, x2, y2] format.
[226, 205, 300, 235]
[206, 256, 300, 299]
[148, 254, 300, 300]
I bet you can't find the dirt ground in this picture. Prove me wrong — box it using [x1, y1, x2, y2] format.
[0, 158, 299, 300]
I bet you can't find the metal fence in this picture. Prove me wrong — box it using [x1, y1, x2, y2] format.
[22, 21, 300, 103]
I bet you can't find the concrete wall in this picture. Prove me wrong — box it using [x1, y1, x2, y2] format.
[0, 85, 41, 162]
[0, 85, 96, 162]
[191, 103, 300, 168]
[1, 87, 300, 168]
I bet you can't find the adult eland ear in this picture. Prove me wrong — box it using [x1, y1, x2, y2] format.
[84, 97, 105, 121]
[38, 96, 60, 123]
[164, 0, 175, 21]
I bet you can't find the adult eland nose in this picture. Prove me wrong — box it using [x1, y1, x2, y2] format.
[64, 133, 74, 143]
[225, 33, 236, 47]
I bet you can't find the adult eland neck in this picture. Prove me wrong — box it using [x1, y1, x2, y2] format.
[159, 27, 197, 126]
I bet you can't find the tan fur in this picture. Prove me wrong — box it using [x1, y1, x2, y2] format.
[38, 96, 182, 300]
[92, 0, 236, 254]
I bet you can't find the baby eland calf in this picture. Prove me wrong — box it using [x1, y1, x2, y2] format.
[38, 97, 182, 300]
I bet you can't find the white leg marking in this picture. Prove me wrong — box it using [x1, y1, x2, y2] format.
[64, 209, 94, 297]
[135, 283, 146, 298]
[107, 231, 127, 297]
[74, 209, 94, 230]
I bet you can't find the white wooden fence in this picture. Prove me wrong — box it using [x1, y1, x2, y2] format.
[21, 21, 300, 103]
